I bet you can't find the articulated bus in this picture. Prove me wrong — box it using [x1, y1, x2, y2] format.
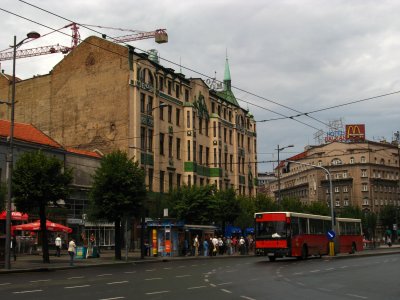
[254, 211, 363, 261]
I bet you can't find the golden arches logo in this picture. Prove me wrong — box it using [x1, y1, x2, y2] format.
[346, 124, 365, 140]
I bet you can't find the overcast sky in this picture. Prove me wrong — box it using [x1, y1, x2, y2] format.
[1, 0, 400, 172]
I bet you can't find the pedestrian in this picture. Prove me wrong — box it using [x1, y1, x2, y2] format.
[203, 238, 209, 256]
[193, 235, 199, 256]
[68, 238, 76, 266]
[55, 234, 62, 257]
[226, 236, 232, 255]
[11, 235, 17, 261]
[239, 236, 245, 255]
[387, 236, 392, 247]
[212, 236, 218, 256]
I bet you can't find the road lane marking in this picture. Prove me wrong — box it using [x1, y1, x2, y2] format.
[163, 267, 172, 270]
[145, 290, 170, 295]
[65, 285, 91, 289]
[187, 286, 207, 290]
[241, 296, 256, 300]
[221, 289, 232, 293]
[217, 282, 232, 286]
[145, 269, 156, 272]
[176, 275, 191, 278]
[325, 268, 334, 271]
[67, 276, 84, 279]
[124, 271, 136, 274]
[97, 274, 112, 277]
[13, 290, 43, 294]
[99, 297, 125, 300]
[145, 277, 163, 281]
[297, 282, 305, 286]
[0, 283, 11, 286]
[310, 270, 320, 273]
[293, 272, 304, 275]
[210, 284, 216, 287]
[107, 281, 129, 285]
[346, 294, 367, 299]
[30, 279, 51, 283]
[204, 279, 209, 282]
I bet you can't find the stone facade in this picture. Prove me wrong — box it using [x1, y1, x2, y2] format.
[1, 36, 257, 196]
[267, 141, 400, 213]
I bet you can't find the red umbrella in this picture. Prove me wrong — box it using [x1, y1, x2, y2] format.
[0, 211, 29, 221]
[12, 220, 72, 233]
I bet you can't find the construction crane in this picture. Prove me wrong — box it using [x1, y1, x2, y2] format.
[0, 23, 168, 62]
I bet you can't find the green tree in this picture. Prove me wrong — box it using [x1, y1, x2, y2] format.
[89, 150, 145, 260]
[235, 195, 256, 229]
[214, 188, 240, 232]
[168, 184, 217, 224]
[379, 205, 397, 232]
[279, 197, 304, 212]
[340, 205, 362, 219]
[12, 150, 72, 263]
[254, 193, 279, 212]
[305, 201, 330, 216]
[362, 211, 377, 241]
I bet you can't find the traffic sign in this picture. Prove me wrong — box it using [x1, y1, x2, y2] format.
[327, 230, 336, 240]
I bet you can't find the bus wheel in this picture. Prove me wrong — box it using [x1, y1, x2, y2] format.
[268, 255, 276, 262]
[350, 242, 356, 254]
[301, 245, 308, 260]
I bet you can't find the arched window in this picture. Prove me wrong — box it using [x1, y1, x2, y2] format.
[360, 156, 366, 163]
[350, 157, 355, 164]
[331, 158, 342, 165]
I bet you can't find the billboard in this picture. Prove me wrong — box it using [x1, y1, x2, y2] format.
[345, 124, 365, 141]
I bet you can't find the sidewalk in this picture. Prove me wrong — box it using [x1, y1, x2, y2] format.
[1, 244, 399, 274]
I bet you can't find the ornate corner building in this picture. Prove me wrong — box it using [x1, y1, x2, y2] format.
[0, 36, 257, 196]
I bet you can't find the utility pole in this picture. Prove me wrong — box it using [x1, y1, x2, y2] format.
[276, 144, 294, 204]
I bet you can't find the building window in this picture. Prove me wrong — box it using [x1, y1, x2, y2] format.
[219, 149, 222, 168]
[200, 178, 204, 186]
[211, 102, 215, 113]
[188, 175, 191, 187]
[160, 102, 164, 120]
[193, 141, 197, 162]
[177, 174, 181, 188]
[361, 169, 367, 178]
[214, 148, 217, 167]
[140, 127, 145, 150]
[335, 186, 340, 193]
[176, 108, 180, 126]
[187, 111, 190, 128]
[229, 130, 232, 144]
[224, 128, 227, 143]
[362, 183, 368, 191]
[335, 200, 340, 207]
[176, 138, 181, 159]
[213, 122, 217, 137]
[362, 198, 369, 205]
[224, 153, 228, 170]
[343, 186, 348, 193]
[148, 96, 153, 113]
[168, 105, 172, 123]
[361, 156, 366, 163]
[168, 136, 173, 158]
[350, 157, 355, 164]
[159, 76, 164, 91]
[187, 141, 191, 161]
[175, 84, 180, 98]
[223, 108, 226, 120]
[205, 120, 209, 136]
[331, 158, 342, 165]
[159, 133, 165, 155]
[230, 155, 233, 171]
[148, 168, 153, 191]
[140, 93, 145, 113]
[218, 123, 221, 138]
[160, 171, 165, 193]
[343, 172, 347, 178]
[248, 137, 251, 151]
[344, 199, 349, 206]
[167, 81, 172, 95]
[148, 129, 153, 152]
[169, 172, 173, 192]
[229, 110, 232, 122]
[206, 147, 210, 166]
[199, 119, 203, 134]
[184, 89, 189, 102]
[199, 145, 203, 165]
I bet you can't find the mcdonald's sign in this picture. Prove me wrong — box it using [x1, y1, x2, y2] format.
[345, 124, 365, 141]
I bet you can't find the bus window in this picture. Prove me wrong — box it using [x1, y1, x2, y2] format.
[255, 221, 287, 239]
[291, 217, 299, 236]
[299, 217, 307, 234]
[309, 219, 324, 234]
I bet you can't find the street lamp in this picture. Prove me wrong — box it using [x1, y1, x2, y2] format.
[285, 159, 335, 256]
[276, 144, 294, 204]
[4, 31, 40, 270]
[140, 102, 169, 259]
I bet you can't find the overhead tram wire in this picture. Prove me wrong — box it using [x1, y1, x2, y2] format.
[6, 3, 400, 135]
[15, 0, 331, 128]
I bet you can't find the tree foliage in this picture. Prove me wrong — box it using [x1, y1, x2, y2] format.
[379, 205, 398, 230]
[12, 150, 72, 263]
[168, 184, 218, 224]
[279, 197, 304, 212]
[214, 188, 240, 231]
[305, 201, 330, 216]
[90, 150, 146, 260]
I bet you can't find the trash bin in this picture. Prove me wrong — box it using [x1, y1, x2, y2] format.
[92, 246, 99, 258]
[75, 246, 87, 259]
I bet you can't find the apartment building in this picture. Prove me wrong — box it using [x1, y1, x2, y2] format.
[0, 36, 257, 195]
[269, 141, 400, 213]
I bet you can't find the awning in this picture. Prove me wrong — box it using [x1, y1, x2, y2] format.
[0, 211, 29, 221]
[12, 220, 72, 233]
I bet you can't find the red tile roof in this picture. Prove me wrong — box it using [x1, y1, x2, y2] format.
[66, 147, 102, 158]
[0, 119, 62, 148]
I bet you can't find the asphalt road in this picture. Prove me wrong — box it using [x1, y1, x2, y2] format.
[0, 254, 399, 300]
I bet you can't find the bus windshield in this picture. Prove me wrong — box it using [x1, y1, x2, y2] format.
[256, 221, 287, 239]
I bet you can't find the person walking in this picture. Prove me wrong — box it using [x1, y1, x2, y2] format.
[203, 238, 209, 256]
[55, 234, 62, 257]
[193, 235, 200, 256]
[68, 238, 76, 266]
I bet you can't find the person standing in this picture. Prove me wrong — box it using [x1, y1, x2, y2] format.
[203, 238, 209, 256]
[55, 234, 62, 257]
[193, 235, 199, 256]
[68, 238, 76, 266]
